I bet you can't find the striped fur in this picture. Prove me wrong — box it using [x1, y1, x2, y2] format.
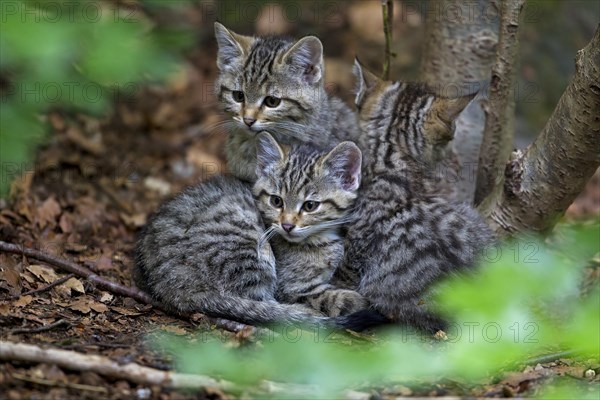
[333, 62, 496, 333]
[135, 175, 332, 326]
[215, 23, 359, 182]
[253, 133, 368, 317]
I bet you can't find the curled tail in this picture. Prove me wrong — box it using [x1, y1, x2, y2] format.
[157, 291, 391, 332]
[172, 292, 328, 327]
[333, 309, 392, 332]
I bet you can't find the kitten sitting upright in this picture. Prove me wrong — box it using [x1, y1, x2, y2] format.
[253, 133, 368, 317]
[214, 22, 359, 182]
[334, 61, 496, 333]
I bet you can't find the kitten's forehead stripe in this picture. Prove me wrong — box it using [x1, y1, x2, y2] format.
[244, 37, 289, 90]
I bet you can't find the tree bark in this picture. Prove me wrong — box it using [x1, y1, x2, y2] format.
[474, 0, 525, 205]
[381, 0, 394, 80]
[481, 24, 600, 235]
[420, 0, 499, 203]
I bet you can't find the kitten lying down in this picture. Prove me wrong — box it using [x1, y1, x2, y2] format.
[135, 132, 386, 331]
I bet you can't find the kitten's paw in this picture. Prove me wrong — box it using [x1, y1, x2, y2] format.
[328, 289, 369, 317]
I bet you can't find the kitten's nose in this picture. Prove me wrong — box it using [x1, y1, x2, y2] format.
[281, 223, 295, 233]
[243, 117, 256, 127]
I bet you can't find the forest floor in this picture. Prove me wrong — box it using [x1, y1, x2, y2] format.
[1, 3, 600, 399]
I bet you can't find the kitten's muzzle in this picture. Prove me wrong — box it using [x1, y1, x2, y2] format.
[281, 223, 295, 233]
[243, 117, 256, 127]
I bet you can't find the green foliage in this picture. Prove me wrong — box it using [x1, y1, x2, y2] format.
[154, 223, 600, 397]
[0, 0, 189, 197]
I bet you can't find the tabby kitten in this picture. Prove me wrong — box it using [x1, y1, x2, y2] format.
[214, 22, 359, 182]
[135, 151, 382, 328]
[334, 61, 495, 333]
[253, 133, 367, 317]
[135, 175, 326, 326]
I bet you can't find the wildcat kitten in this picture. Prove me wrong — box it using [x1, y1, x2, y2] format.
[253, 133, 368, 317]
[134, 142, 383, 329]
[214, 22, 359, 182]
[334, 61, 495, 333]
[135, 175, 326, 326]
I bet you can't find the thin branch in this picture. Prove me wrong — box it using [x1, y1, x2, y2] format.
[12, 373, 108, 393]
[0, 240, 153, 303]
[482, 24, 600, 235]
[0, 341, 236, 391]
[474, 0, 525, 205]
[4, 273, 75, 300]
[1, 341, 351, 397]
[12, 319, 70, 335]
[524, 350, 575, 366]
[0, 240, 265, 335]
[381, 0, 394, 80]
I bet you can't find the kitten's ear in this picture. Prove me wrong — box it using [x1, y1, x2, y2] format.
[256, 132, 284, 177]
[281, 36, 323, 84]
[214, 22, 253, 71]
[432, 92, 477, 124]
[322, 142, 362, 191]
[353, 58, 381, 106]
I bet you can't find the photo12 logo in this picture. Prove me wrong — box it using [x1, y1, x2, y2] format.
[1, 1, 140, 24]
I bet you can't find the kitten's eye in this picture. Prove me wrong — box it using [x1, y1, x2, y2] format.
[302, 201, 320, 212]
[263, 96, 281, 108]
[269, 195, 283, 208]
[231, 90, 245, 103]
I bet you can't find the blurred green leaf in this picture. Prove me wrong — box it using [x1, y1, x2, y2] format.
[0, 0, 188, 197]
[153, 223, 600, 397]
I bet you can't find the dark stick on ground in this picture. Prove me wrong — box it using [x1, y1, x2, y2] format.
[4, 273, 75, 300]
[0, 240, 263, 335]
[11, 319, 71, 335]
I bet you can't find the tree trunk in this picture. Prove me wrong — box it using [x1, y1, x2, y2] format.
[420, 0, 499, 203]
[474, 0, 525, 205]
[480, 25, 600, 235]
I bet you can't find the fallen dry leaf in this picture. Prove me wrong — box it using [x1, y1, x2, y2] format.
[36, 197, 61, 229]
[27, 264, 59, 283]
[99, 292, 114, 303]
[65, 126, 105, 155]
[110, 306, 142, 316]
[90, 302, 109, 313]
[95, 254, 113, 271]
[0, 256, 22, 296]
[160, 325, 188, 336]
[119, 212, 147, 228]
[65, 297, 109, 314]
[13, 295, 34, 307]
[58, 213, 73, 233]
[54, 277, 85, 298]
[144, 177, 172, 196]
[69, 299, 91, 313]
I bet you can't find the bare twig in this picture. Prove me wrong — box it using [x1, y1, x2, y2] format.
[1, 341, 335, 397]
[0, 240, 154, 304]
[5, 273, 75, 300]
[12, 373, 108, 393]
[0, 240, 265, 335]
[381, 0, 394, 80]
[12, 319, 70, 335]
[0, 341, 236, 391]
[524, 350, 575, 366]
[474, 0, 525, 205]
